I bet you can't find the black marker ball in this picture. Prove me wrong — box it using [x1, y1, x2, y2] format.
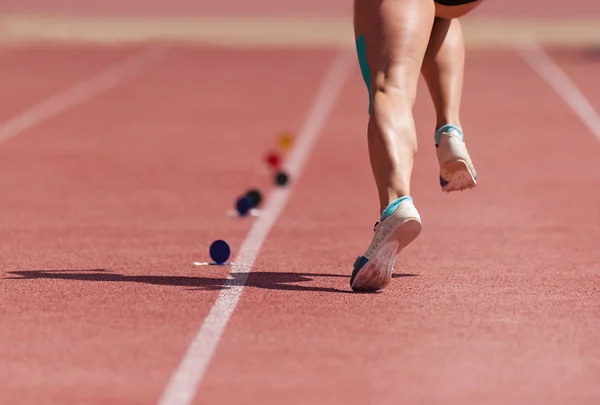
[275, 171, 289, 186]
[245, 189, 262, 208]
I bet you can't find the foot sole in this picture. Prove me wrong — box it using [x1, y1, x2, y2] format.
[350, 219, 422, 292]
[440, 159, 477, 193]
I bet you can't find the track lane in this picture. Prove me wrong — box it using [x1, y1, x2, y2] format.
[545, 47, 600, 126]
[0, 45, 143, 123]
[194, 49, 600, 405]
[0, 46, 333, 405]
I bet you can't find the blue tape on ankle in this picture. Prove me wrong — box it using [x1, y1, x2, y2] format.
[380, 196, 412, 221]
[435, 124, 463, 146]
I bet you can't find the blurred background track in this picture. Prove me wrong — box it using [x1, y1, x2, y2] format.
[1, 14, 600, 48]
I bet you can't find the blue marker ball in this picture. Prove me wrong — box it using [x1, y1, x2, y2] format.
[236, 196, 252, 216]
[209, 240, 230, 264]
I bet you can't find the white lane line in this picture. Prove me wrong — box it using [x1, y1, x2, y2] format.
[157, 47, 356, 405]
[517, 41, 600, 142]
[0, 45, 169, 143]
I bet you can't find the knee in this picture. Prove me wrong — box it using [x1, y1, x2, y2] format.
[372, 66, 419, 106]
[370, 75, 417, 122]
[374, 82, 415, 106]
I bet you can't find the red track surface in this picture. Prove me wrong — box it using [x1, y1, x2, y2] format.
[195, 50, 600, 404]
[0, 46, 332, 404]
[1, 2, 600, 405]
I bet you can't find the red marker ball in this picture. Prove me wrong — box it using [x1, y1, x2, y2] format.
[264, 151, 281, 169]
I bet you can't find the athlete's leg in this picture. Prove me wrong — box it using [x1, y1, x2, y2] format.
[421, 17, 464, 130]
[350, 0, 434, 292]
[422, 0, 485, 128]
[354, 0, 435, 213]
[420, 13, 478, 192]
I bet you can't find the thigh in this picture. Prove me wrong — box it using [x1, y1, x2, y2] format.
[354, 0, 436, 106]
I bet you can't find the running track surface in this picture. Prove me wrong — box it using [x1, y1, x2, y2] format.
[1, 6, 600, 405]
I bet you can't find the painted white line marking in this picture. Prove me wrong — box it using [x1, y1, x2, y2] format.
[517, 41, 600, 142]
[0, 45, 169, 143]
[157, 47, 355, 405]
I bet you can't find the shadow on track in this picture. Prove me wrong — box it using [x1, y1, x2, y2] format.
[5, 269, 418, 294]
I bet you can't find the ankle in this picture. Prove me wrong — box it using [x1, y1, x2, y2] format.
[435, 123, 463, 146]
[380, 195, 412, 221]
[436, 121, 462, 131]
